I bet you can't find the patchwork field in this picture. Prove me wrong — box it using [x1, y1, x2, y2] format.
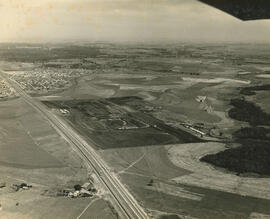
[1, 43, 270, 218]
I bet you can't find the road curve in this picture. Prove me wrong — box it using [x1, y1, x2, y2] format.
[1, 71, 149, 219]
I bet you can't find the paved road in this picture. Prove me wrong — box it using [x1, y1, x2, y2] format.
[1, 71, 149, 219]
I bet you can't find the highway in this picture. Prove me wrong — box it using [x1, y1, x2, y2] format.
[1, 71, 149, 219]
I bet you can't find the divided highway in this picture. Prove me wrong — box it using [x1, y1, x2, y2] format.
[1, 72, 149, 219]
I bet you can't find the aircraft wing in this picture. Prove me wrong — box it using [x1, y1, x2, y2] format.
[198, 0, 270, 21]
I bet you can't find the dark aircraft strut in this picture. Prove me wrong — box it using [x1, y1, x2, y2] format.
[198, 0, 270, 21]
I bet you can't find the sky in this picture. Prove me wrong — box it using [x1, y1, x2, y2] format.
[1, 0, 270, 43]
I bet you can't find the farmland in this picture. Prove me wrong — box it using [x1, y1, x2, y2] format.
[1, 42, 270, 218]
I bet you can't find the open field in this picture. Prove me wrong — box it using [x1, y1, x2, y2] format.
[168, 143, 270, 200]
[101, 144, 270, 219]
[0, 98, 65, 170]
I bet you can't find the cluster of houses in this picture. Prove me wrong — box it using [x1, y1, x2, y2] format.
[13, 68, 87, 94]
[11, 183, 32, 192]
[55, 181, 97, 198]
[0, 79, 14, 98]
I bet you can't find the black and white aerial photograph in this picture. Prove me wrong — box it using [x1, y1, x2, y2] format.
[0, 0, 270, 218]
